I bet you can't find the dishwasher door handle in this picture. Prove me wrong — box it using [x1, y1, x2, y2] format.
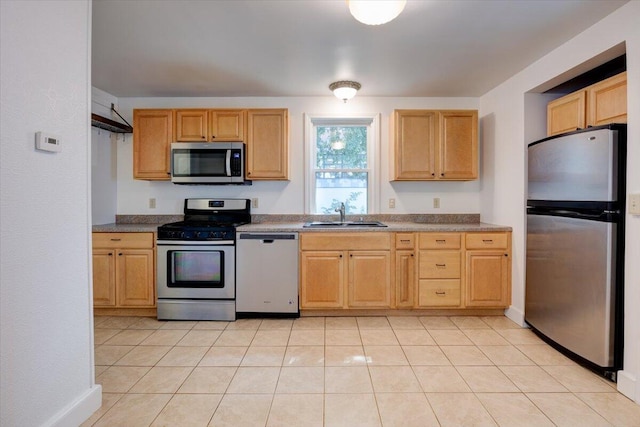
[238, 233, 298, 240]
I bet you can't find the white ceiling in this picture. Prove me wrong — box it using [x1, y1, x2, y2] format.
[92, 0, 628, 98]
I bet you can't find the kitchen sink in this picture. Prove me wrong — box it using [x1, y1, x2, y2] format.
[302, 221, 387, 228]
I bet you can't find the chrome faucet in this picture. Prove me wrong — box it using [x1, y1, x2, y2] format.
[335, 202, 346, 223]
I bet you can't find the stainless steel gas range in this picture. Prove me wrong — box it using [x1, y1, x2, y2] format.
[156, 198, 250, 321]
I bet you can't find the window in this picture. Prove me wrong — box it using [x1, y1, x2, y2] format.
[305, 114, 379, 214]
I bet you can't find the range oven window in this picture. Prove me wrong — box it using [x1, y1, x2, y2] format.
[168, 250, 225, 288]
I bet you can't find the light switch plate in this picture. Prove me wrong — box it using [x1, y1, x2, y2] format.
[629, 194, 640, 215]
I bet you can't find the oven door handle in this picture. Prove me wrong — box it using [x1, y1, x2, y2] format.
[156, 240, 235, 246]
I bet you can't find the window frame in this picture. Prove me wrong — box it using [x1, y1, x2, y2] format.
[304, 113, 380, 215]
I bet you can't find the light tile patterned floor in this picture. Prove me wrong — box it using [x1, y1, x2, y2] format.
[84, 315, 640, 426]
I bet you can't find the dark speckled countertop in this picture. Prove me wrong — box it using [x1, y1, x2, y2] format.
[237, 222, 511, 233]
[92, 214, 511, 233]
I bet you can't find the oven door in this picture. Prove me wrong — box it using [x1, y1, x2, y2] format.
[157, 240, 235, 299]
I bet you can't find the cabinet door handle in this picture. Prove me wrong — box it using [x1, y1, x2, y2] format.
[440, 173, 444, 177]
[211, 135, 215, 139]
[411, 254, 414, 257]
[339, 254, 342, 258]
[110, 238, 121, 241]
[108, 253, 113, 256]
[118, 253, 123, 256]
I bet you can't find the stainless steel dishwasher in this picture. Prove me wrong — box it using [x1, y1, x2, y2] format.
[236, 232, 299, 316]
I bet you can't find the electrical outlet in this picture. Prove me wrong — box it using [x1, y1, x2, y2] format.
[433, 197, 440, 209]
[389, 198, 396, 209]
[149, 198, 156, 209]
[629, 193, 640, 215]
[252, 198, 259, 209]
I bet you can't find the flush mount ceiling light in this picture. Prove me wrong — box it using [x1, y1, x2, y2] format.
[347, 0, 407, 25]
[329, 80, 361, 103]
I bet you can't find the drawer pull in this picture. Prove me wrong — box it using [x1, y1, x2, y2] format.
[436, 239, 446, 243]
[110, 238, 122, 241]
[400, 239, 411, 243]
[435, 263, 446, 267]
[482, 239, 494, 243]
[435, 291, 446, 295]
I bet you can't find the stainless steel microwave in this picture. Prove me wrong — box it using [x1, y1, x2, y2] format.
[170, 142, 245, 184]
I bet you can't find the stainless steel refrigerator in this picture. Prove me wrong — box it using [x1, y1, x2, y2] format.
[525, 124, 626, 380]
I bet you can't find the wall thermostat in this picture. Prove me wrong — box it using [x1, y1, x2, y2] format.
[35, 132, 61, 153]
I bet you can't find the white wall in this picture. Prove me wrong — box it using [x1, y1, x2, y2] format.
[115, 96, 481, 215]
[0, 1, 101, 426]
[479, 1, 640, 402]
[91, 127, 118, 224]
[91, 87, 120, 224]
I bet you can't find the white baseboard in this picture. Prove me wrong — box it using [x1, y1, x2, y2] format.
[43, 385, 102, 427]
[504, 305, 525, 327]
[617, 371, 638, 402]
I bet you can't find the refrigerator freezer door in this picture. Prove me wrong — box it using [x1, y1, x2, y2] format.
[525, 214, 617, 367]
[528, 128, 618, 202]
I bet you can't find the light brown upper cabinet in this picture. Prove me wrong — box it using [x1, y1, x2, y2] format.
[174, 109, 245, 142]
[133, 109, 173, 180]
[392, 109, 478, 181]
[588, 72, 627, 126]
[547, 72, 627, 136]
[246, 109, 289, 180]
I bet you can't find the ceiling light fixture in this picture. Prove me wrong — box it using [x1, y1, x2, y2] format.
[347, 0, 407, 26]
[329, 80, 361, 103]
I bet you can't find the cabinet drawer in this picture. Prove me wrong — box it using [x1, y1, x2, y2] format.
[419, 233, 461, 249]
[395, 233, 415, 249]
[418, 279, 461, 307]
[466, 233, 508, 250]
[419, 251, 460, 278]
[300, 233, 390, 251]
[93, 232, 154, 249]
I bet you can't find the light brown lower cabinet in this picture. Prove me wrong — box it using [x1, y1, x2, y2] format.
[299, 233, 391, 309]
[348, 251, 391, 308]
[395, 250, 415, 308]
[417, 233, 463, 308]
[299, 230, 511, 311]
[465, 232, 511, 308]
[92, 232, 155, 308]
[300, 251, 345, 308]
